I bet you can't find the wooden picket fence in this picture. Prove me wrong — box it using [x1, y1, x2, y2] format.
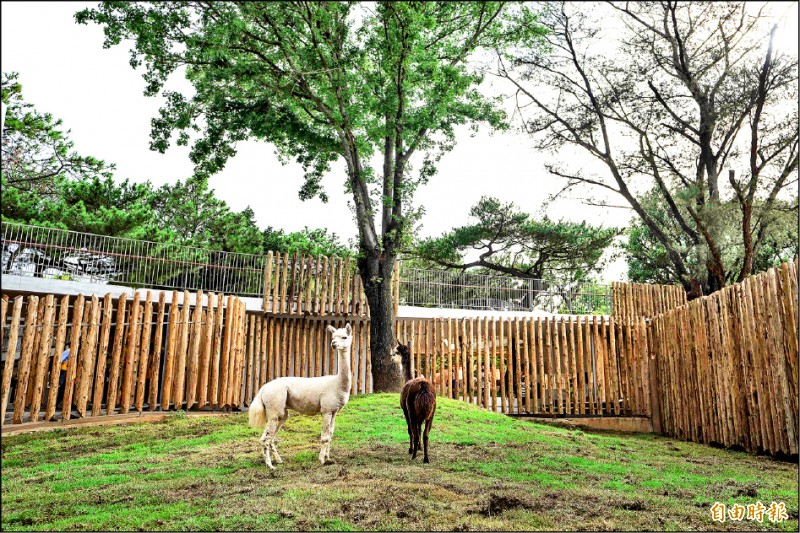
[1, 290, 247, 426]
[612, 281, 686, 320]
[4, 260, 796, 459]
[261, 252, 400, 317]
[392, 315, 651, 417]
[649, 261, 798, 456]
[240, 316, 374, 399]
[234, 314, 652, 417]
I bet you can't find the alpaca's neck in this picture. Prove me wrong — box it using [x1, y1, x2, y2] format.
[336, 347, 351, 392]
[401, 353, 412, 382]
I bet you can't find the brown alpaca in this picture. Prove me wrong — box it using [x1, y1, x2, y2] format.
[392, 343, 436, 463]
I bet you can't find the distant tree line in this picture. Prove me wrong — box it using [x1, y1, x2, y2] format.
[1, 72, 351, 259]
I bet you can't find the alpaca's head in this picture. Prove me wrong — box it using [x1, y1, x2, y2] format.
[327, 323, 352, 350]
[391, 343, 411, 369]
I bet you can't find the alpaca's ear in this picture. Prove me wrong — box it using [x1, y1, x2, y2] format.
[345, 323, 352, 336]
[326, 325, 337, 335]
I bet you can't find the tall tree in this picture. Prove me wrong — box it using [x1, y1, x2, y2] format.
[263, 226, 352, 258]
[76, 1, 544, 391]
[149, 176, 263, 254]
[412, 196, 618, 303]
[625, 189, 798, 286]
[498, 1, 798, 295]
[1, 72, 114, 197]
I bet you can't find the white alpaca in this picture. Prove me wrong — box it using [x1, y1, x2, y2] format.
[248, 323, 353, 469]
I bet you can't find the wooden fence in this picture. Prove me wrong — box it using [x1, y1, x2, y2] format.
[649, 261, 798, 456]
[239, 316, 374, 399]
[612, 281, 686, 320]
[235, 314, 651, 417]
[261, 252, 400, 317]
[393, 316, 651, 417]
[4, 260, 796, 459]
[1, 290, 247, 426]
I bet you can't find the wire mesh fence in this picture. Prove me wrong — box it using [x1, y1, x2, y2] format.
[398, 266, 612, 314]
[1, 222, 266, 297]
[2, 222, 613, 314]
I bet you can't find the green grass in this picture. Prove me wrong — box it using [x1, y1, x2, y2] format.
[2, 394, 797, 531]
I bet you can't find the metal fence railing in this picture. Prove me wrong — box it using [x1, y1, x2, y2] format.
[398, 266, 612, 315]
[1, 222, 266, 297]
[2, 222, 613, 314]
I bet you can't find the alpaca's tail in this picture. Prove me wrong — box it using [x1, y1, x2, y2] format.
[248, 388, 267, 429]
[414, 380, 436, 420]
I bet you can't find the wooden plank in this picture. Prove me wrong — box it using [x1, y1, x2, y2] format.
[326, 257, 336, 315]
[0, 295, 7, 355]
[514, 318, 522, 414]
[106, 294, 128, 414]
[147, 291, 167, 410]
[607, 317, 620, 415]
[336, 257, 345, 315]
[237, 301, 248, 407]
[60, 295, 82, 421]
[119, 292, 141, 415]
[763, 272, 791, 452]
[523, 319, 532, 413]
[567, 318, 578, 414]
[252, 314, 261, 391]
[27, 298, 46, 408]
[75, 295, 100, 417]
[550, 318, 561, 415]
[343, 257, 352, 316]
[498, 319, 506, 412]
[133, 292, 154, 413]
[129, 305, 144, 410]
[9, 296, 38, 424]
[305, 256, 315, 315]
[574, 318, 584, 415]
[543, 317, 553, 415]
[485, 318, 492, 409]
[447, 318, 454, 401]
[312, 255, 322, 315]
[319, 256, 329, 316]
[3, 297, 29, 424]
[226, 300, 239, 407]
[160, 292, 179, 410]
[219, 295, 234, 407]
[209, 293, 224, 405]
[535, 317, 544, 414]
[260, 315, 268, 384]
[198, 293, 215, 407]
[583, 318, 595, 415]
[91, 294, 114, 417]
[172, 291, 191, 409]
[295, 255, 306, 314]
[279, 252, 290, 314]
[287, 252, 302, 314]
[263, 251, 273, 312]
[184, 291, 203, 410]
[44, 296, 70, 421]
[480, 317, 488, 409]
[272, 253, 282, 315]
[29, 295, 55, 422]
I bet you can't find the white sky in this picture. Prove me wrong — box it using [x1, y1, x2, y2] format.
[2, 1, 798, 282]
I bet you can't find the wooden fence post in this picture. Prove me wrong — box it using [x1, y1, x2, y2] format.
[647, 319, 663, 434]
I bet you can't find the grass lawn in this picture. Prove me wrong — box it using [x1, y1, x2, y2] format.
[2, 394, 797, 531]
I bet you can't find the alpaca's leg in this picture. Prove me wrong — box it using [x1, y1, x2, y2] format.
[402, 403, 413, 455]
[422, 418, 433, 463]
[412, 421, 422, 459]
[319, 411, 335, 465]
[260, 416, 281, 470]
[324, 413, 337, 462]
[270, 415, 287, 464]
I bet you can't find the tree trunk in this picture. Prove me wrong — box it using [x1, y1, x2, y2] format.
[361, 255, 402, 393]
